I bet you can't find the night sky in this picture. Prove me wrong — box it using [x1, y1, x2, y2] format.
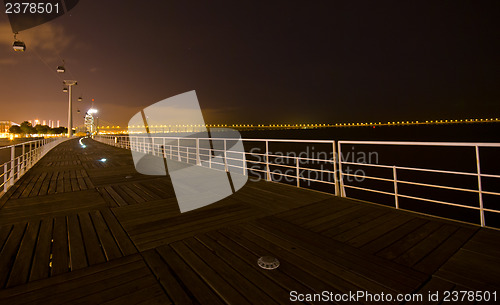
[0, 1, 499, 127]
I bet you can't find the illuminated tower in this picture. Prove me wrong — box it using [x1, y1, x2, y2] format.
[84, 109, 98, 135]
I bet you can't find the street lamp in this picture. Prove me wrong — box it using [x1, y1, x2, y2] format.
[63, 80, 77, 137]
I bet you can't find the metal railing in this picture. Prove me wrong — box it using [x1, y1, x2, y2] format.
[94, 135, 500, 228]
[0, 138, 66, 198]
[95, 135, 338, 195]
[338, 141, 500, 228]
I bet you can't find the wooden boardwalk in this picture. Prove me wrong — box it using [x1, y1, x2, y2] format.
[0, 138, 498, 304]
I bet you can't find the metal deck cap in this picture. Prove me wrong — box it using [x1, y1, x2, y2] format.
[257, 256, 280, 270]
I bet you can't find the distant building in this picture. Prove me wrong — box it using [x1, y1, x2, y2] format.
[0, 121, 12, 133]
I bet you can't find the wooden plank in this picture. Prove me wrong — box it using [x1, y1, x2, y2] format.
[67, 214, 88, 271]
[204, 230, 320, 302]
[75, 170, 87, 191]
[38, 172, 52, 195]
[0, 255, 143, 299]
[96, 187, 119, 208]
[217, 227, 360, 303]
[395, 224, 459, 267]
[100, 209, 137, 256]
[306, 205, 364, 231]
[322, 208, 388, 237]
[6, 220, 40, 288]
[20, 172, 40, 198]
[170, 240, 251, 304]
[332, 211, 401, 243]
[131, 183, 161, 201]
[230, 223, 403, 296]
[156, 245, 225, 305]
[56, 170, 64, 193]
[47, 170, 59, 194]
[100, 283, 171, 305]
[133, 204, 264, 250]
[347, 213, 412, 248]
[78, 212, 106, 265]
[361, 217, 427, 254]
[462, 228, 500, 258]
[104, 186, 128, 207]
[81, 169, 94, 189]
[29, 218, 53, 281]
[29, 172, 48, 197]
[90, 210, 122, 260]
[51, 216, 69, 276]
[0, 224, 13, 251]
[184, 237, 279, 304]
[6, 259, 149, 304]
[142, 249, 192, 304]
[376, 221, 442, 260]
[255, 217, 428, 289]
[407, 276, 455, 304]
[196, 233, 292, 303]
[288, 199, 356, 226]
[70, 170, 80, 191]
[9, 173, 36, 199]
[119, 184, 147, 204]
[69, 273, 158, 305]
[436, 248, 500, 290]
[0, 222, 26, 287]
[113, 185, 137, 205]
[63, 170, 72, 193]
[414, 226, 476, 274]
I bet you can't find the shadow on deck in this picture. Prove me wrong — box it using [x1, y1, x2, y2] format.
[0, 138, 498, 304]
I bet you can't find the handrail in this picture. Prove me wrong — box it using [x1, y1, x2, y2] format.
[94, 135, 338, 195]
[94, 135, 500, 228]
[0, 137, 66, 198]
[338, 140, 500, 228]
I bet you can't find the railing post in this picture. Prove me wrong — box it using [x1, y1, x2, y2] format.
[224, 139, 228, 172]
[10, 146, 15, 187]
[337, 142, 345, 197]
[29, 142, 32, 169]
[177, 138, 181, 161]
[17, 158, 20, 181]
[163, 138, 166, 159]
[393, 166, 399, 209]
[242, 150, 247, 175]
[196, 138, 200, 165]
[21, 144, 25, 175]
[209, 146, 212, 168]
[332, 141, 339, 196]
[3, 163, 7, 193]
[475, 146, 485, 227]
[265, 140, 271, 181]
[296, 157, 300, 187]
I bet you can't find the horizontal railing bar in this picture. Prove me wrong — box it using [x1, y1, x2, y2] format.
[343, 184, 396, 196]
[339, 140, 500, 147]
[340, 161, 479, 176]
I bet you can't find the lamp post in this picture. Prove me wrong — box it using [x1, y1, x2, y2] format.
[63, 80, 77, 137]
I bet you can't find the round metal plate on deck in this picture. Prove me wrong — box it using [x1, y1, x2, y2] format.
[257, 256, 280, 270]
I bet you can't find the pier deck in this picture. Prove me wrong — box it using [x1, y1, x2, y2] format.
[0, 138, 498, 304]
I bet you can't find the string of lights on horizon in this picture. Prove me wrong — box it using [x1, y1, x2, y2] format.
[92, 117, 500, 133]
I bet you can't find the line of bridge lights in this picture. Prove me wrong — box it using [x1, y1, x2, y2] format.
[92, 118, 500, 129]
[96, 118, 499, 130]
